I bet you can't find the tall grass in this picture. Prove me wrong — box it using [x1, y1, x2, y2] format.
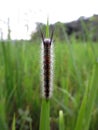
[0, 40, 40, 129]
[0, 35, 98, 129]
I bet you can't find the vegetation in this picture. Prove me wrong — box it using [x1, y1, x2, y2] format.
[31, 14, 98, 42]
[0, 36, 98, 130]
[0, 16, 98, 130]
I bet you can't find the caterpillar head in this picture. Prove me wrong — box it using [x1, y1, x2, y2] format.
[40, 29, 54, 46]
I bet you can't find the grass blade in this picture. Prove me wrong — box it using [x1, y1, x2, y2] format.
[39, 99, 50, 130]
[0, 97, 8, 130]
[46, 18, 49, 37]
[12, 114, 16, 130]
[59, 110, 65, 130]
[75, 60, 98, 130]
[74, 82, 88, 130]
[84, 60, 98, 130]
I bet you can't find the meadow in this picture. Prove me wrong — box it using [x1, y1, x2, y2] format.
[0, 39, 98, 130]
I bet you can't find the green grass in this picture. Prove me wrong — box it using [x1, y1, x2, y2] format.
[0, 40, 98, 130]
[59, 110, 65, 130]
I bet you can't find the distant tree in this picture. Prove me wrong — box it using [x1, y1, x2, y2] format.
[30, 14, 98, 43]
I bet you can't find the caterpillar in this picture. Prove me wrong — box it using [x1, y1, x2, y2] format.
[41, 29, 54, 99]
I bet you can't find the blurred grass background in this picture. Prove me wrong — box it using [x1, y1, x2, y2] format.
[0, 38, 98, 130]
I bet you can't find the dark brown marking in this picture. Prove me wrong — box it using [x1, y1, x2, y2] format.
[43, 40, 51, 98]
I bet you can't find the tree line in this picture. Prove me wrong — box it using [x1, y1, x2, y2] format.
[31, 15, 98, 43]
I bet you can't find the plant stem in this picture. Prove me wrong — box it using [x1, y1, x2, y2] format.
[39, 99, 50, 130]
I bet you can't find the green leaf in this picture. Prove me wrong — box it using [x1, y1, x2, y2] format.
[46, 18, 49, 38]
[39, 99, 50, 130]
[59, 110, 65, 130]
[75, 61, 98, 130]
[12, 114, 16, 130]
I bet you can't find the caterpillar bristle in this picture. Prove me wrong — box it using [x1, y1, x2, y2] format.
[41, 32, 54, 99]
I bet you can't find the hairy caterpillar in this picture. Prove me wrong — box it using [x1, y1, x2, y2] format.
[41, 29, 54, 99]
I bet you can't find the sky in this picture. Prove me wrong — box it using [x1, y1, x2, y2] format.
[0, 0, 98, 39]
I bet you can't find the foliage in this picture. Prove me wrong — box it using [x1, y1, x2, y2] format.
[31, 15, 98, 42]
[0, 39, 98, 130]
